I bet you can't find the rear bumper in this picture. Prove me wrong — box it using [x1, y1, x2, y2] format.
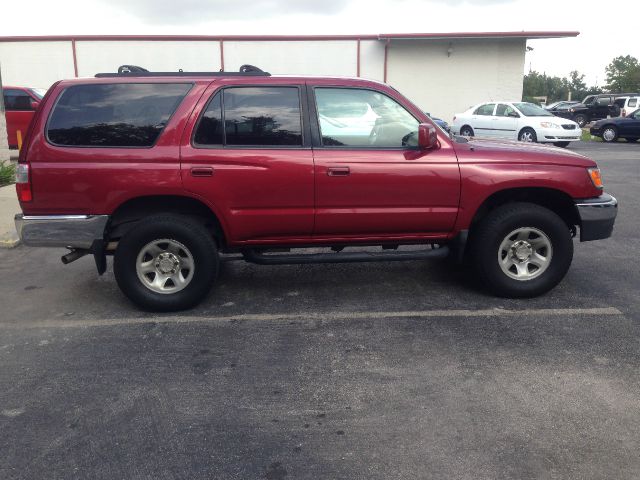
[575, 194, 617, 241]
[14, 214, 109, 249]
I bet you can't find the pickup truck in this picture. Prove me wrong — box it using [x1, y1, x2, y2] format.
[14, 66, 618, 311]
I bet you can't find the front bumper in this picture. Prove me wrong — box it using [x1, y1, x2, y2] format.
[15, 214, 109, 249]
[575, 193, 617, 241]
[540, 126, 581, 142]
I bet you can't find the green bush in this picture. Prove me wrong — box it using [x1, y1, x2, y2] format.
[0, 161, 16, 187]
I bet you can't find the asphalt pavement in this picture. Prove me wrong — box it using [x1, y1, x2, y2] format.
[0, 141, 639, 479]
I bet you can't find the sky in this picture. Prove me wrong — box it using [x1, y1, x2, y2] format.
[3, 0, 638, 86]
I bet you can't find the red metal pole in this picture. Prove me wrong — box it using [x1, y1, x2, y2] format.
[383, 39, 390, 83]
[356, 38, 361, 77]
[219, 39, 225, 72]
[71, 38, 78, 77]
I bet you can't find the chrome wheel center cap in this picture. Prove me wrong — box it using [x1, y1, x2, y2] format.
[511, 241, 533, 261]
[156, 252, 180, 274]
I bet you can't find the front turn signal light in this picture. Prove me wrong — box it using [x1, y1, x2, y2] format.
[588, 167, 603, 189]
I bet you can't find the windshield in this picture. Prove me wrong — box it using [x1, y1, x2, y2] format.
[513, 102, 554, 117]
[29, 88, 47, 99]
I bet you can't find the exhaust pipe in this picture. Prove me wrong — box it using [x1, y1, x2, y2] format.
[61, 249, 89, 265]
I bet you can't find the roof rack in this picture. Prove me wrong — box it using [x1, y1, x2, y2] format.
[95, 64, 271, 78]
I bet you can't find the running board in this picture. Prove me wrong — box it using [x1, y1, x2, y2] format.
[241, 246, 449, 265]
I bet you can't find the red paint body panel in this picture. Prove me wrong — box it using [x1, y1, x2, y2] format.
[312, 147, 460, 236]
[18, 74, 603, 249]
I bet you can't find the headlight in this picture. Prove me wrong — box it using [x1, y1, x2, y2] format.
[540, 122, 561, 129]
[587, 167, 603, 189]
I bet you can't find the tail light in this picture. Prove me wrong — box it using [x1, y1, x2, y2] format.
[623, 109, 627, 117]
[15, 163, 32, 202]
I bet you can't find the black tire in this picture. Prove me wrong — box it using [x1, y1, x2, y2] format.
[470, 202, 573, 298]
[518, 127, 538, 143]
[601, 125, 618, 143]
[114, 214, 219, 311]
[553, 141, 571, 148]
[460, 125, 474, 137]
[574, 114, 588, 128]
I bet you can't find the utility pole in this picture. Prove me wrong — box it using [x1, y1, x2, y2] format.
[0, 64, 10, 163]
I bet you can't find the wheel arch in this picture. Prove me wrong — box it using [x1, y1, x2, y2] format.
[107, 195, 227, 247]
[460, 124, 474, 135]
[469, 187, 580, 235]
[517, 125, 537, 140]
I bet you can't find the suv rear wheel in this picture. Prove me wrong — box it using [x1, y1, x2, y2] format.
[114, 214, 219, 311]
[470, 203, 573, 298]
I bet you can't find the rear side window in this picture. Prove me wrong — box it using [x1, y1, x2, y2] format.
[47, 83, 191, 147]
[193, 92, 223, 145]
[194, 86, 303, 147]
[629, 98, 638, 108]
[474, 104, 495, 116]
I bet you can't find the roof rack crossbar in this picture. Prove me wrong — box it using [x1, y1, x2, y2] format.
[95, 64, 270, 78]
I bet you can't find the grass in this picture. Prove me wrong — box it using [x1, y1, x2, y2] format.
[581, 128, 605, 142]
[0, 161, 16, 187]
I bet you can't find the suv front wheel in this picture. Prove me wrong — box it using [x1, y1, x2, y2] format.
[470, 203, 573, 298]
[114, 214, 219, 311]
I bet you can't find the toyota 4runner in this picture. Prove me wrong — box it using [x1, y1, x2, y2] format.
[14, 66, 618, 311]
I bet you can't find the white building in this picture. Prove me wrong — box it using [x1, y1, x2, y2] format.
[0, 32, 577, 122]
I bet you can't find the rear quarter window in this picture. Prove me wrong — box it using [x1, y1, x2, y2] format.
[47, 83, 192, 147]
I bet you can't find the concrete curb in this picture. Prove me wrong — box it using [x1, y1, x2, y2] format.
[0, 231, 19, 248]
[0, 183, 20, 249]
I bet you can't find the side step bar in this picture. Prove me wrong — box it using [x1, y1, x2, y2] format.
[241, 246, 449, 265]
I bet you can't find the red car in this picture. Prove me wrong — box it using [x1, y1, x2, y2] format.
[2, 86, 45, 148]
[13, 66, 617, 311]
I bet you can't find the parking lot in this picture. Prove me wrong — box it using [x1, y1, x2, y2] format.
[0, 141, 638, 479]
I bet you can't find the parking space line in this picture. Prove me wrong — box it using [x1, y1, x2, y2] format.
[0, 307, 623, 330]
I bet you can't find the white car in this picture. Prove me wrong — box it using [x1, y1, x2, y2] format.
[452, 101, 581, 147]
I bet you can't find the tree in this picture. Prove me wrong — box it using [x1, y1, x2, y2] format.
[522, 71, 570, 103]
[523, 70, 603, 103]
[605, 55, 640, 92]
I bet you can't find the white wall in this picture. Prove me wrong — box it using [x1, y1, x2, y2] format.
[223, 40, 358, 76]
[75, 40, 221, 77]
[0, 37, 526, 123]
[0, 41, 75, 88]
[359, 40, 385, 82]
[386, 38, 526, 122]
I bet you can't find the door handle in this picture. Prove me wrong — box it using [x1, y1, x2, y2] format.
[327, 166, 350, 177]
[190, 167, 214, 177]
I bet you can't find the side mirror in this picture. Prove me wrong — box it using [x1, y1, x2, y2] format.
[30, 100, 40, 110]
[508, 111, 520, 118]
[418, 123, 438, 150]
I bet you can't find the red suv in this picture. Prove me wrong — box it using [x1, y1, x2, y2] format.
[14, 66, 617, 311]
[2, 86, 45, 148]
